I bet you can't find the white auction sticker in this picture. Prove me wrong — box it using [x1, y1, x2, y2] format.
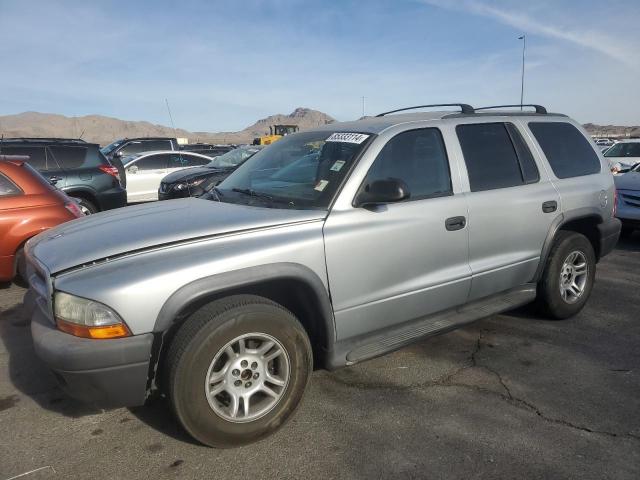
[330, 160, 346, 172]
[326, 132, 369, 144]
[314, 179, 329, 192]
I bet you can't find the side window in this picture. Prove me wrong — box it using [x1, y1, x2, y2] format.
[182, 154, 210, 167]
[363, 128, 452, 200]
[457, 123, 526, 192]
[120, 141, 145, 156]
[133, 154, 168, 171]
[0, 173, 22, 196]
[48, 146, 87, 169]
[505, 123, 539, 184]
[0, 146, 48, 170]
[528, 122, 601, 178]
[145, 140, 172, 151]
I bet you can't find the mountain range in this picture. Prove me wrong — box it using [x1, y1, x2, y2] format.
[0, 109, 636, 146]
[0, 108, 335, 146]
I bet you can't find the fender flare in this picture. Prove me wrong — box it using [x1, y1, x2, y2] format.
[153, 262, 336, 349]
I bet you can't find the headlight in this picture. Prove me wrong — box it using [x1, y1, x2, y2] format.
[54, 291, 131, 339]
[175, 183, 186, 190]
[189, 177, 207, 186]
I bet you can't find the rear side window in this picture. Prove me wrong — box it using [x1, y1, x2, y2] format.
[0, 173, 22, 196]
[529, 122, 601, 178]
[364, 128, 452, 200]
[604, 142, 640, 158]
[48, 146, 87, 169]
[133, 154, 168, 170]
[457, 123, 535, 191]
[170, 153, 210, 168]
[506, 123, 539, 184]
[0, 146, 49, 170]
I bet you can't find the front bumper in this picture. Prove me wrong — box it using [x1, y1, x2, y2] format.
[28, 291, 153, 408]
[597, 217, 622, 259]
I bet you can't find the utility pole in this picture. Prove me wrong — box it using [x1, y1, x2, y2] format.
[518, 35, 526, 110]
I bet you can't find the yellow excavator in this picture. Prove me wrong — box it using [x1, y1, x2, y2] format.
[252, 124, 299, 145]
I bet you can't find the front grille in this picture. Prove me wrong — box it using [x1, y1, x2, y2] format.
[621, 193, 640, 208]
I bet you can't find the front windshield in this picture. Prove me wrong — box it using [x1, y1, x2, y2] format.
[209, 147, 261, 168]
[216, 130, 371, 209]
[100, 140, 124, 155]
[604, 143, 640, 157]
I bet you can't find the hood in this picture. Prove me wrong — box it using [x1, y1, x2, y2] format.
[162, 166, 230, 184]
[614, 171, 640, 191]
[29, 198, 325, 274]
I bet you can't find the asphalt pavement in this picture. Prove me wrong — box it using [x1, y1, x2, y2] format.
[1, 237, 639, 480]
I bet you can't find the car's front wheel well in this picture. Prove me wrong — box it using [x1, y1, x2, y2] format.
[151, 278, 333, 396]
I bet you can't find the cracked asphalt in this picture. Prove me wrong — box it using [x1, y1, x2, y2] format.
[1, 237, 639, 480]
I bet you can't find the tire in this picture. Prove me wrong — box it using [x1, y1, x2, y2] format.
[620, 225, 634, 238]
[73, 197, 98, 215]
[15, 248, 27, 283]
[536, 231, 596, 320]
[167, 294, 312, 448]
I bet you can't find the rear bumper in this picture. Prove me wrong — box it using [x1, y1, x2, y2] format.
[597, 217, 622, 259]
[96, 187, 127, 211]
[29, 294, 153, 408]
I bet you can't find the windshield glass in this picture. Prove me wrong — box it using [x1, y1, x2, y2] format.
[604, 143, 640, 157]
[209, 147, 261, 168]
[100, 140, 124, 155]
[216, 130, 371, 209]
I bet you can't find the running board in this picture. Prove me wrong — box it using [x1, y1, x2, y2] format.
[343, 284, 537, 365]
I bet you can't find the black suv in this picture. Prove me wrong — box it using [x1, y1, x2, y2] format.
[0, 139, 126, 214]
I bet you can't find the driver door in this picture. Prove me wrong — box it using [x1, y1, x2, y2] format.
[323, 127, 471, 341]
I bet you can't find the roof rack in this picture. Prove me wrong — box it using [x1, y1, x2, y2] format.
[474, 104, 548, 114]
[1, 137, 88, 143]
[376, 103, 475, 117]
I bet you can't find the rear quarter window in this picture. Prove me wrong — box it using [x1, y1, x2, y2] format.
[528, 122, 601, 178]
[0, 173, 22, 196]
[0, 146, 49, 170]
[48, 145, 88, 169]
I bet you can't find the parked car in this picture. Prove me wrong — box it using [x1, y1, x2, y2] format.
[613, 162, 640, 236]
[101, 137, 179, 161]
[122, 151, 213, 203]
[24, 103, 620, 448]
[603, 139, 640, 173]
[0, 156, 82, 282]
[158, 146, 263, 200]
[180, 144, 236, 158]
[0, 139, 126, 214]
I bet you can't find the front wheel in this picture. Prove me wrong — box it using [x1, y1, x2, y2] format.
[167, 295, 312, 448]
[536, 231, 596, 319]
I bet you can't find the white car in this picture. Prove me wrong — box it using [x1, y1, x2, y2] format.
[603, 139, 640, 174]
[122, 151, 213, 203]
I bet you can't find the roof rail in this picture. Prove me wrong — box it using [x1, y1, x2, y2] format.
[474, 104, 548, 114]
[376, 103, 475, 117]
[2, 137, 87, 143]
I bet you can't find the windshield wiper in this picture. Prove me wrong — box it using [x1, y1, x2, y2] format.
[231, 188, 273, 201]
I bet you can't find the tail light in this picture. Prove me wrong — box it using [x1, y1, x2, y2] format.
[99, 164, 120, 180]
[65, 201, 84, 218]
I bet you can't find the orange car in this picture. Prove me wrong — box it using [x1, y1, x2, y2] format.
[0, 155, 83, 282]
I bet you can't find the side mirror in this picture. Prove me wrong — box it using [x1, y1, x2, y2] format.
[354, 178, 410, 207]
[128, 165, 139, 175]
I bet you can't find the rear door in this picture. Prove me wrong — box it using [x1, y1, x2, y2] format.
[47, 145, 89, 190]
[0, 145, 65, 186]
[126, 154, 169, 202]
[454, 121, 561, 300]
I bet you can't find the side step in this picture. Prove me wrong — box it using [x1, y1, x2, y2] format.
[345, 284, 536, 364]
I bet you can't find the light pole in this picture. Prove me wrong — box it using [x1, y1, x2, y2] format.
[518, 35, 526, 110]
[361, 96, 366, 118]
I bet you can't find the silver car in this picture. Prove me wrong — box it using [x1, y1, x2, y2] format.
[24, 104, 620, 448]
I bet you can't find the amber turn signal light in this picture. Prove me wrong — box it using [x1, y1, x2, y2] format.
[56, 318, 131, 339]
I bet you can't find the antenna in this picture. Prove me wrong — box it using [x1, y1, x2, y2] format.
[165, 99, 197, 200]
[78, 129, 86, 140]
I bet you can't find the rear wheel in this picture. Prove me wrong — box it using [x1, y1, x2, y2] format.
[72, 197, 98, 215]
[536, 231, 596, 319]
[167, 295, 312, 448]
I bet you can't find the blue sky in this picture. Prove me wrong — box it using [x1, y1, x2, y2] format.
[1, 0, 639, 130]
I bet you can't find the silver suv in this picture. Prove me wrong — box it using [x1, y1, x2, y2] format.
[24, 104, 621, 448]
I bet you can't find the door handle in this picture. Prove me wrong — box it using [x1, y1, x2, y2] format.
[445, 216, 466, 231]
[542, 200, 558, 213]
